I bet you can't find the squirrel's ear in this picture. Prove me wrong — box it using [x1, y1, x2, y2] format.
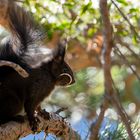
[53, 41, 66, 63]
[56, 73, 74, 86]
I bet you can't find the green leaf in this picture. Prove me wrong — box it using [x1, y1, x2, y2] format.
[132, 35, 137, 45]
[116, 0, 128, 6]
[64, 2, 75, 8]
[35, 3, 40, 9]
[25, 0, 30, 5]
[129, 8, 139, 14]
[80, 2, 92, 15]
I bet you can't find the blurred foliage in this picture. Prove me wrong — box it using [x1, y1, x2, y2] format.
[16, 0, 140, 139]
[99, 115, 140, 140]
[22, 0, 100, 40]
[18, 0, 140, 117]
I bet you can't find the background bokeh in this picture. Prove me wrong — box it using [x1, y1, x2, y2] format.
[1, 0, 140, 139]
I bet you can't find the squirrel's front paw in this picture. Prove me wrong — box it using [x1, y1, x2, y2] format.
[29, 116, 40, 133]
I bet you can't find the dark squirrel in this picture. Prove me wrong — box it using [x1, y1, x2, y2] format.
[0, 1, 75, 131]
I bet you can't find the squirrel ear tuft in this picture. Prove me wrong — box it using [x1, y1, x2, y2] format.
[53, 41, 66, 63]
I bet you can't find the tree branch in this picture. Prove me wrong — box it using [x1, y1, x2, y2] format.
[90, 1, 114, 139]
[0, 112, 80, 140]
[90, 0, 135, 139]
[89, 100, 108, 140]
[100, 0, 135, 139]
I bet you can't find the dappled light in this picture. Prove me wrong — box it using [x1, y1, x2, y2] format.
[0, 0, 140, 140]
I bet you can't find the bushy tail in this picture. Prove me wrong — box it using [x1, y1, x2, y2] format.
[0, 0, 44, 56]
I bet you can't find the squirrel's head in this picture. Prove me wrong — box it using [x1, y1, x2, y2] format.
[51, 42, 75, 86]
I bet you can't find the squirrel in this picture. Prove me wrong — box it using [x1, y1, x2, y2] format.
[0, 0, 75, 131]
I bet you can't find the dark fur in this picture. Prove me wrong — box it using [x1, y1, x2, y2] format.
[0, 1, 75, 130]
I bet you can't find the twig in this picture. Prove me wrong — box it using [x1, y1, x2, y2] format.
[112, 94, 133, 139]
[115, 47, 140, 81]
[115, 35, 140, 60]
[111, 0, 140, 41]
[89, 100, 108, 140]
[55, 107, 68, 114]
[112, 88, 131, 122]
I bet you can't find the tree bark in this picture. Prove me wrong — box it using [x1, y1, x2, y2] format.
[0, 112, 80, 140]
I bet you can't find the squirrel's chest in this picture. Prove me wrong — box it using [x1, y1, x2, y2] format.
[28, 76, 55, 101]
